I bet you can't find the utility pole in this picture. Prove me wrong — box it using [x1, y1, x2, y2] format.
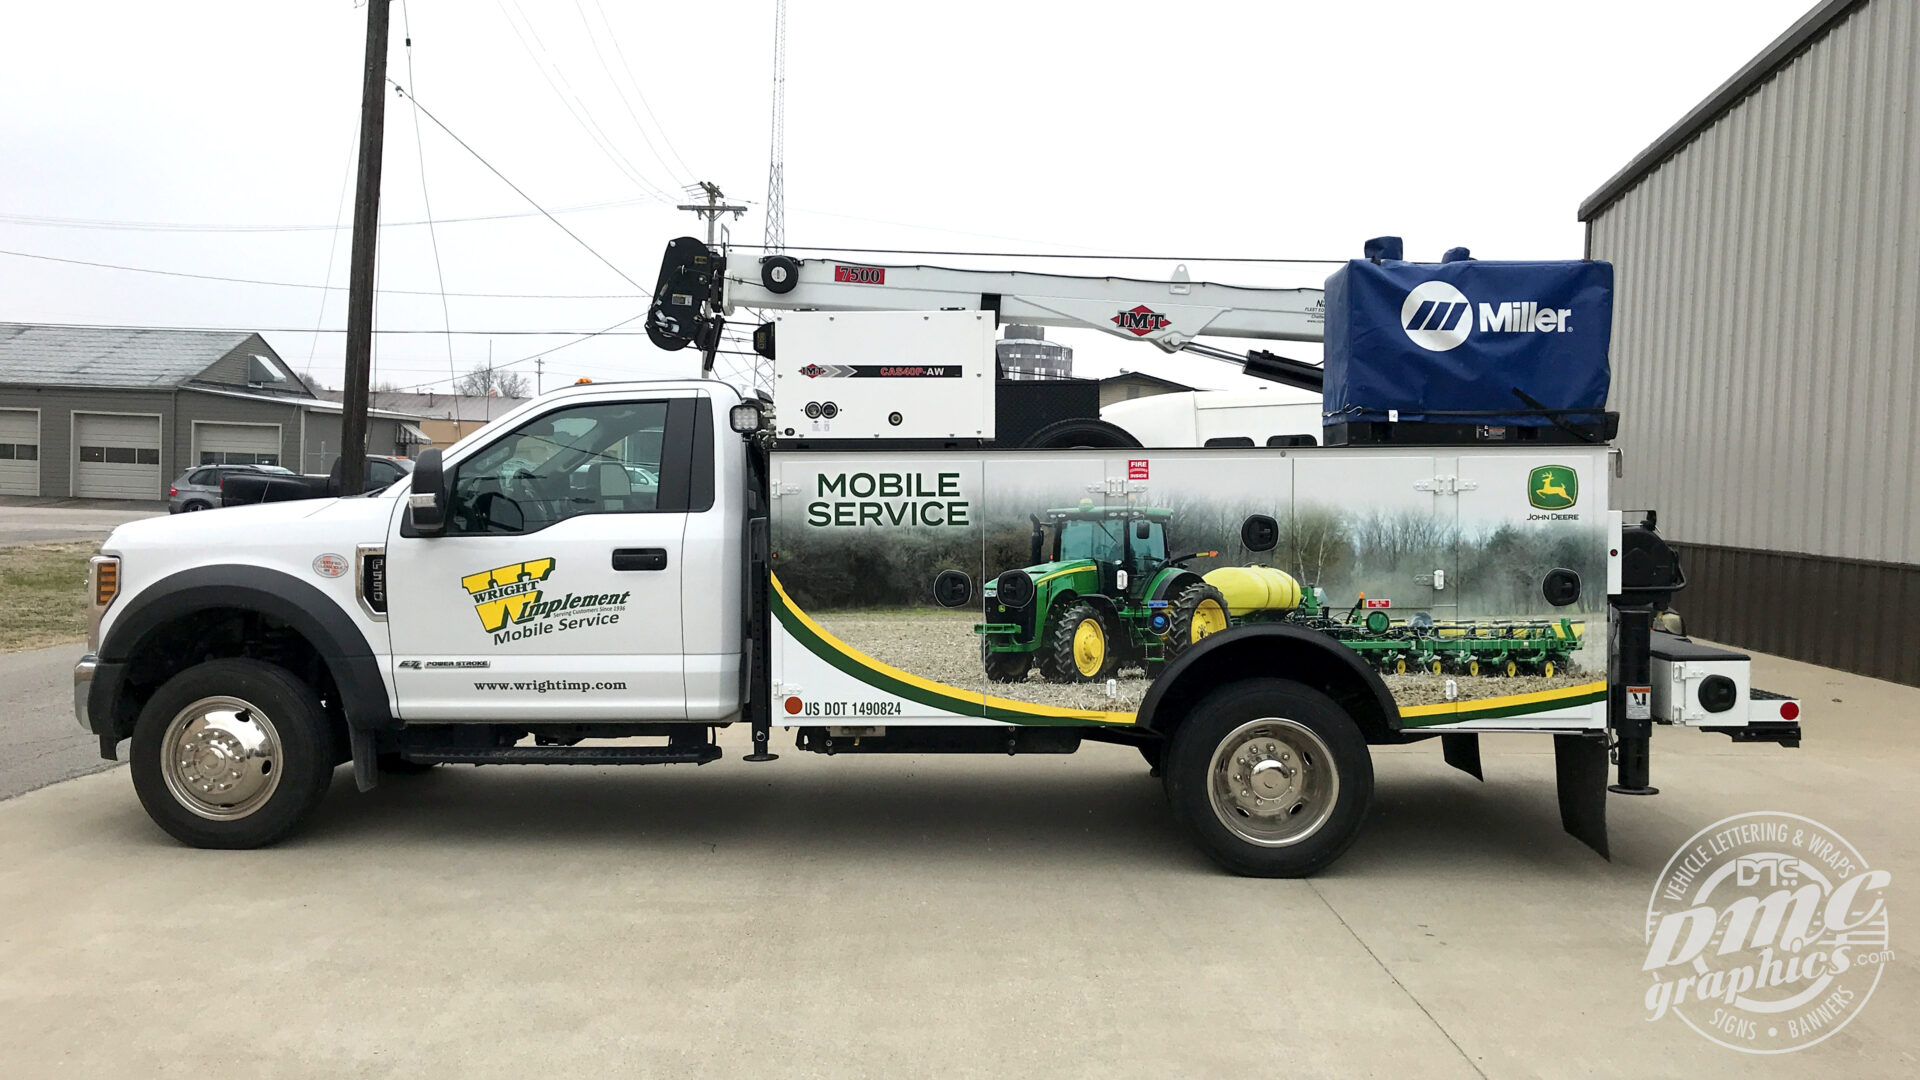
[677, 181, 747, 245]
[338, 0, 392, 496]
[535, 357, 544, 395]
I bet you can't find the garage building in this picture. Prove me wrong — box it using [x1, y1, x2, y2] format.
[1579, 0, 1919, 685]
[0, 323, 426, 501]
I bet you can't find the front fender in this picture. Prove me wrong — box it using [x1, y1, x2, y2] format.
[92, 564, 395, 737]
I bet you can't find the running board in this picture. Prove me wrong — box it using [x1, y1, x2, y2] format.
[403, 744, 721, 766]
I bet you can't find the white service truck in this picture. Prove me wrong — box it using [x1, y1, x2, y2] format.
[73, 241, 1802, 876]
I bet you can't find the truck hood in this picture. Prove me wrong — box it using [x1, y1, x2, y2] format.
[103, 494, 397, 553]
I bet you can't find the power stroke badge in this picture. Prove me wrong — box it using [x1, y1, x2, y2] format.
[1642, 812, 1893, 1053]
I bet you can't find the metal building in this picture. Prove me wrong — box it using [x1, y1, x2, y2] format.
[0, 324, 426, 500]
[1579, 0, 1920, 684]
[996, 324, 1073, 381]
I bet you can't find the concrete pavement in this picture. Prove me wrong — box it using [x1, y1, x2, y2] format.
[0, 499, 163, 545]
[0, 650, 1913, 1078]
[0, 642, 116, 800]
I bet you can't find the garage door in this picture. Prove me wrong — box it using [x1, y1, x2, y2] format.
[73, 413, 161, 500]
[194, 422, 281, 467]
[0, 409, 38, 496]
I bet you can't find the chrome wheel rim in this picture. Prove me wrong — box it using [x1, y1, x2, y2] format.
[1207, 718, 1339, 847]
[160, 695, 283, 820]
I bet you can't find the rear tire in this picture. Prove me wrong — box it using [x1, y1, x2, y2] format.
[1163, 678, 1373, 877]
[130, 659, 336, 849]
[1163, 583, 1230, 664]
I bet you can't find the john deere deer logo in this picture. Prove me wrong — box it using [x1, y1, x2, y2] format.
[1529, 466, 1578, 511]
[461, 558, 556, 632]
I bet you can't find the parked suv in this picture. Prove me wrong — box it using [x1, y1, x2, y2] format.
[167, 464, 292, 513]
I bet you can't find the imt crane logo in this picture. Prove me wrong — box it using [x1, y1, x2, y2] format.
[461, 558, 555, 632]
[1642, 812, 1893, 1054]
[1113, 305, 1171, 337]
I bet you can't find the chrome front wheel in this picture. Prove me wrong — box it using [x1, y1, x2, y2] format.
[160, 696, 283, 820]
[131, 659, 334, 849]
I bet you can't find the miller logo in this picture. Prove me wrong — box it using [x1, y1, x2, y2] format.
[1401, 279, 1577, 353]
[460, 558, 555, 632]
[1112, 305, 1171, 337]
[1528, 465, 1578, 511]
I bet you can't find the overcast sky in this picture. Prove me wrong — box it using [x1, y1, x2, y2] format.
[1, 0, 1813, 396]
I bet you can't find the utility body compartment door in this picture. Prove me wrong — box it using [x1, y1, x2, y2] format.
[384, 393, 717, 721]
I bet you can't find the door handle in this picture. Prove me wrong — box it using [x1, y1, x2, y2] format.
[612, 547, 669, 572]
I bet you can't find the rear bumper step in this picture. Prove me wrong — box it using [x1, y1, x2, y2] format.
[403, 744, 722, 766]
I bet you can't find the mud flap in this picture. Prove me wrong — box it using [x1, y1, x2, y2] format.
[1441, 734, 1483, 781]
[350, 728, 379, 793]
[1554, 733, 1609, 859]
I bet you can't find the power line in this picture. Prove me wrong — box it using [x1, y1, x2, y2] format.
[391, 79, 653, 296]
[492, 0, 677, 202]
[0, 197, 658, 234]
[0, 247, 642, 298]
[5, 320, 656, 336]
[399, 310, 654, 390]
[590, 0, 695, 179]
[720, 244, 1347, 264]
[306, 122, 360, 376]
[573, 0, 690, 189]
[399, 0, 461, 395]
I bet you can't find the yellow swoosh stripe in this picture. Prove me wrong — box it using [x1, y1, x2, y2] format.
[1399, 679, 1608, 718]
[770, 573, 1136, 725]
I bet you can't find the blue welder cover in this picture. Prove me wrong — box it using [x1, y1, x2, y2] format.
[1322, 258, 1613, 426]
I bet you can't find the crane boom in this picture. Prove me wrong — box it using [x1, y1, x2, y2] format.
[726, 256, 1325, 351]
[647, 238, 1329, 391]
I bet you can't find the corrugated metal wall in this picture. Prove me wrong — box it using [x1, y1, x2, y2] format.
[1588, 0, 1920, 566]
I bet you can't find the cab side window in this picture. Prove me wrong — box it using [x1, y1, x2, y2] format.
[448, 401, 673, 535]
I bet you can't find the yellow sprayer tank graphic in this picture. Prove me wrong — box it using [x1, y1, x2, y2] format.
[1203, 566, 1303, 615]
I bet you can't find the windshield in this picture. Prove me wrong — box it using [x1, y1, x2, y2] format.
[1056, 519, 1123, 564]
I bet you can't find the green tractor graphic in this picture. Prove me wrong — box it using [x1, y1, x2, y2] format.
[976, 502, 1230, 683]
[976, 503, 1582, 683]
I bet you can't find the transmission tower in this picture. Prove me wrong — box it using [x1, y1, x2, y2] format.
[763, 0, 787, 254]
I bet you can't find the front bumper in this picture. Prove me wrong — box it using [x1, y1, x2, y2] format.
[73, 653, 98, 731]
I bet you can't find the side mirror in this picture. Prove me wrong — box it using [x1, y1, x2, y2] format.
[408, 448, 448, 535]
[1133, 520, 1151, 541]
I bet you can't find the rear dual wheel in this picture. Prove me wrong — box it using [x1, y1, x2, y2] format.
[1164, 679, 1373, 877]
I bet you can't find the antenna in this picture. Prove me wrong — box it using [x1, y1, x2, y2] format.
[763, 0, 787, 255]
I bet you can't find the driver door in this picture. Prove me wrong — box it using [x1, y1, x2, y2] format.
[384, 393, 701, 721]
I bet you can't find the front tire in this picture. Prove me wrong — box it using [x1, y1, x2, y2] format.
[130, 659, 336, 849]
[982, 647, 1033, 683]
[1038, 600, 1120, 683]
[1163, 678, 1373, 877]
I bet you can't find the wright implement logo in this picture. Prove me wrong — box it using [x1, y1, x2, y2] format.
[460, 558, 555, 632]
[1529, 465, 1578, 511]
[1112, 305, 1171, 337]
